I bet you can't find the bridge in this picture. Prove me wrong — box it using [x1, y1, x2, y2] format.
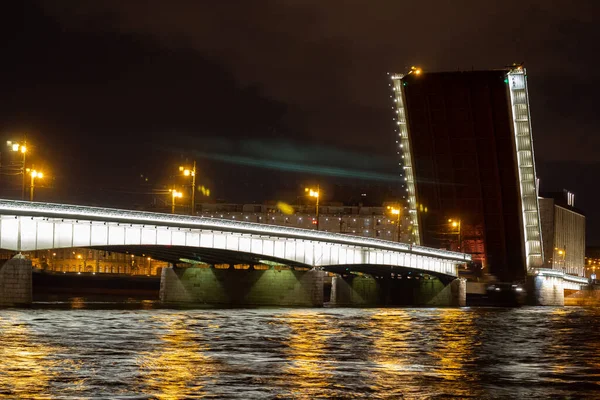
[0, 199, 470, 307]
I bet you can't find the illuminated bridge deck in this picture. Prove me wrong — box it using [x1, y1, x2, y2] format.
[0, 199, 470, 278]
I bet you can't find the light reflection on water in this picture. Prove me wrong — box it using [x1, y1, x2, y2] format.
[0, 306, 599, 399]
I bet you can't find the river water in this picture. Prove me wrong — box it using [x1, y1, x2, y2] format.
[0, 304, 599, 399]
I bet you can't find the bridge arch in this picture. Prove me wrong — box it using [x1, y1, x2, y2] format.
[0, 199, 469, 279]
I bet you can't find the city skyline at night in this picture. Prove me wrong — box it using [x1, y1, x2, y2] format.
[1, 1, 599, 249]
[1, 3, 600, 398]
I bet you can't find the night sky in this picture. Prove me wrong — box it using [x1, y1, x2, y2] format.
[1, 1, 599, 244]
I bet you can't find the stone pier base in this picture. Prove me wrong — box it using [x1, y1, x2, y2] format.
[160, 267, 325, 306]
[330, 274, 465, 307]
[526, 274, 565, 306]
[0, 255, 33, 306]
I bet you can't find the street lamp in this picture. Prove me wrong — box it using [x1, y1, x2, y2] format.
[387, 205, 402, 242]
[448, 218, 462, 251]
[7, 140, 27, 200]
[554, 247, 566, 271]
[305, 186, 320, 230]
[169, 188, 183, 214]
[76, 254, 84, 273]
[179, 161, 196, 215]
[28, 169, 43, 202]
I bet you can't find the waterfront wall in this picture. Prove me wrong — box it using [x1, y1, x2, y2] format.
[160, 267, 325, 306]
[0, 255, 32, 306]
[565, 285, 600, 306]
[526, 275, 565, 306]
[330, 275, 465, 307]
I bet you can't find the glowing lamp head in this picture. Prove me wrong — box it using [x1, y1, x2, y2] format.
[410, 66, 423, 76]
[20, 145, 26, 153]
[12, 143, 19, 151]
[452, 222, 458, 228]
[183, 169, 191, 176]
[305, 187, 319, 198]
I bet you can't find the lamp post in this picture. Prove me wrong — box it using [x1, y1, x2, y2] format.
[28, 169, 43, 201]
[169, 188, 183, 214]
[448, 218, 462, 251]
[179, 161, 196, 215]
[387, 205, 402, 242]
[305, 186, 320, 230]
[554, 248, 566, 271]
[76, 254, 85, 273]
[8, 140, 27, 199]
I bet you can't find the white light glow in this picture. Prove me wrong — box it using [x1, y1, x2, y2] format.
[0, 199, 469, 273]
[507, 68, 543, 270]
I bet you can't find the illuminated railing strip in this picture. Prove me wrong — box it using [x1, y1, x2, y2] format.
[0, 199, 470, 262]
[507, 68, 544, 270]
[534, 269, 589, 284]
[391, 74, 420, 244]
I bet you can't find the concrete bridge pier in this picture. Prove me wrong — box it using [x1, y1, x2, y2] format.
[0, 254, 32, 306]
[160, 266, 326, 306]
[525, 269, 594, 306]
[526, 274, 564, 306]
[330, 274, 465, 307]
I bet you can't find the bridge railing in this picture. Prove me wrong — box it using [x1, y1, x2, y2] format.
[0, 199, 471, 263]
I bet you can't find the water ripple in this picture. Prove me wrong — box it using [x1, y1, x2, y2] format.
[0, 307, 599, 399]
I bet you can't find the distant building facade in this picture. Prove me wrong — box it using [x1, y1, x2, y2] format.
[195, 203, 412, 242]
[585, 247, 600, 279]
[0, 248, 168, 276]
[390, 66, 543, 282]
[539, 191, 585, 277]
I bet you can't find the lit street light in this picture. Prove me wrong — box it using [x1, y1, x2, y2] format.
[554, 247, 566, 271]
[448, 218, 462, 251]
[305, 186, 320, 230]
[169, 188, 183, 214]
[28, 169, 43, 201]
[179, 161, 196, 215]
[7, 139, 27, 200]
[387, 205, 402, 242]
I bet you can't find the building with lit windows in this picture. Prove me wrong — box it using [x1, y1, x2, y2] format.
[539, 190, 585, 276]
[0, 248, 168, 276]
[389, 66, 543, 282]
[585, 247, 600, 280]
[195, 203, 412, 242]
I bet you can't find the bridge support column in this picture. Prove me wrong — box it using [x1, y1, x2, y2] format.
[160, 266, 325, 306]
[526, 274, 565, 306]
[330, 274, 380, 306]
[330, 274, 465, 307]
[0, 254, 32, 307]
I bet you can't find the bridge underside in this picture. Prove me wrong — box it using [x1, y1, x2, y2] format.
[322, 264, 454, 282]
[87, 245, 312, 269]
[80, 246, 457, 281]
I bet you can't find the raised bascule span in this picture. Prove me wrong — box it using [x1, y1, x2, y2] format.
[0, 199, 470, 307]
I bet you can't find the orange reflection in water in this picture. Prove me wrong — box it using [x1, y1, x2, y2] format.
[137, 314, 216, 399]
[0, 315, 84, 398]
[281, 311, 340, 399]
[367, 310, 418, 398]
[432, 309, 480, 394]
[367, 309, 480, 398]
